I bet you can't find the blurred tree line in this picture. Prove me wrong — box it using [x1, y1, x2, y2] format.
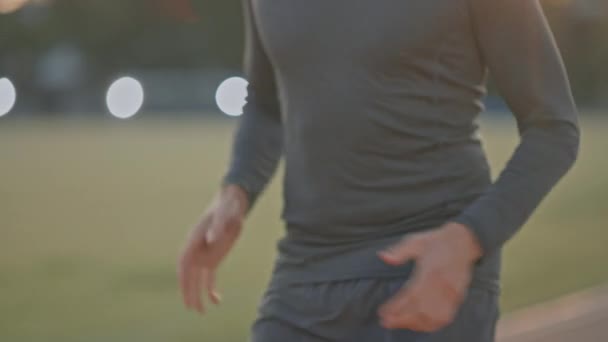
[0, 0, 606, 108]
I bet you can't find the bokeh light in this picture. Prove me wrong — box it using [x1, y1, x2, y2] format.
[215, 76, 248, 117]
[106, 77, 144, 119]
[0, 77, 17, 117]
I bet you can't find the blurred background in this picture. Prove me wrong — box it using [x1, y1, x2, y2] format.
[0, 0, 606, 341]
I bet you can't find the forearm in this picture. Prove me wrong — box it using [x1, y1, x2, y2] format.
[223, 96, 283, 207]
[222, 0, 284, 209]
[453, 121, 580, 255]
[459, 0, 581, 256]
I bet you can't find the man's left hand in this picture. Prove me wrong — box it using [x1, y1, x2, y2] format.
[378, 222, 483, 332]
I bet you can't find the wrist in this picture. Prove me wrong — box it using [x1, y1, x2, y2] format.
[440, 222, 484, 263]
[221, 184, 250, 216]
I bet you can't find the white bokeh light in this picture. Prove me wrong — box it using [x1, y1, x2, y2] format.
[0, 78, 17, 117]
[106, 77, 144, 119]
[215, 77, 248, 116]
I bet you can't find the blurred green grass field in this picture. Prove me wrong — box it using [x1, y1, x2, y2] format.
[1, 114, 607, 341]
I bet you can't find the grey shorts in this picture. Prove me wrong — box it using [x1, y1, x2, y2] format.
[250, 277, 500, 342]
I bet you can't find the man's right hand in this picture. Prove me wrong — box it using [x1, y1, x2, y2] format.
[178, 184, 249, 314]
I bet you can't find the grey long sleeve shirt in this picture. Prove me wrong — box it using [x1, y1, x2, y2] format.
[224, 0, 580, 289]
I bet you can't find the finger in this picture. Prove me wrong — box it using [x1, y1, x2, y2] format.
[190, 212, 213, 241]
[381, 310, 418, 330]
[415, 313, 439, 332]
[203, 269, 222, 305]
[179, 248, 200, 310]
[178, 255, 190, 308]
[382, 311, 434, 332]
[378, 285, 415, 318]
[186, 265, 204, 314]
[378, 235, 424, 266]
[380, 290, 433, 331]
[179, 213, 213, 312]
[379, 271, 427, 317]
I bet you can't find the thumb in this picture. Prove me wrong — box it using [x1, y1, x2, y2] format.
[205, 213, 228, 244]
[379, 235, 424, 266]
